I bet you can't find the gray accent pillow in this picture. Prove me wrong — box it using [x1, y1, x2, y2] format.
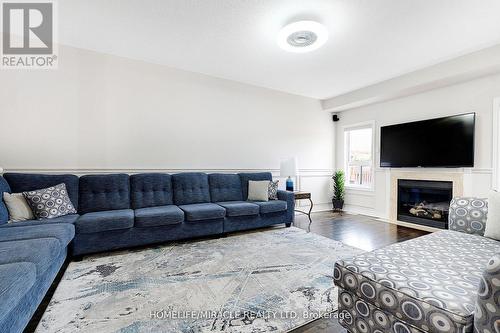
[3, 192, 35, 222]
[268, 180, 279, 200]
[247, 180, 270, 201]
[23, 183, 77, 219]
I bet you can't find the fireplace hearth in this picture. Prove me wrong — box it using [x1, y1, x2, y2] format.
[397, 179, 453, 229]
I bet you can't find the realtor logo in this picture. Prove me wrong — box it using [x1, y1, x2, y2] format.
[1, 1, 57, 68]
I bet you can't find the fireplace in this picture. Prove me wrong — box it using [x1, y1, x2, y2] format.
[397, 179, 453, 229]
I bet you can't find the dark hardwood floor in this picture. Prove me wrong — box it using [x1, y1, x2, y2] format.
[293, 211, 429, 252]
[25, 211, 428, 333]
[290, 211, 429, 333]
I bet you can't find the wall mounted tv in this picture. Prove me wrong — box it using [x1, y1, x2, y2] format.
[380, 113, 475, 168]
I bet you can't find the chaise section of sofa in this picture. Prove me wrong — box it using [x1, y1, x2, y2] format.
[0, 223, 74, 333]
[333, 197, 500, 333]
[0, 174, 78, 332]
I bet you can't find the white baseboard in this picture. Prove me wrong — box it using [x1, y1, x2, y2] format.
[294, 203, 332, 215]
[382, 219, 441, 232]
[342, 205, 387, 220]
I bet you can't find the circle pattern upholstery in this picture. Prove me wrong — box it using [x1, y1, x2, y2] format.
[448, 197, 487, 236]
[334, 230, 500, 332]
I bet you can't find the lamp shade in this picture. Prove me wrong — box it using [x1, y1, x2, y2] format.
[280, 158, 298, 177]
[0, 167, 3, 174]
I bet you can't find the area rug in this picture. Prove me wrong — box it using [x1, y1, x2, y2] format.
[36, 227, 363, 333]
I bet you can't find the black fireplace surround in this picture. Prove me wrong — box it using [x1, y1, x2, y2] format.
[397, 179, 453, 229]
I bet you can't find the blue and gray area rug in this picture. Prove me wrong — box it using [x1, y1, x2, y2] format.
[37, 227, 363, 333]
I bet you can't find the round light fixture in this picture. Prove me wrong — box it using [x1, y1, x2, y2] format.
[277, 21, 328, 53]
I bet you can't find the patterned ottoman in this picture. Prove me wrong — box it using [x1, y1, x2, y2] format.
[333, 198, 500, 333]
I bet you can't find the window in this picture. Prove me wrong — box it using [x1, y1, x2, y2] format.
[344, 124, 374, 189]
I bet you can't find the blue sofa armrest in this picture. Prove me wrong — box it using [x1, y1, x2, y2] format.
[448, 197, 488, 236]
[474, 252, 500, 333]
[278, 190, 295, 224]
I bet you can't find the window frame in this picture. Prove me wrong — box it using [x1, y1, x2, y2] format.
[343, 121, 375, 191]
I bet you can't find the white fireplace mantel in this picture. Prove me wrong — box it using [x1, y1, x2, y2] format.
[389, 170, 463, 232]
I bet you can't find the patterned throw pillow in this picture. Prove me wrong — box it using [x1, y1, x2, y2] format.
[23, 183, 77, 219]
[268, 180, 279, 200]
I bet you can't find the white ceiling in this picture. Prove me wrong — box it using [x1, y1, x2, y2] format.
[57, 0, 500, 99]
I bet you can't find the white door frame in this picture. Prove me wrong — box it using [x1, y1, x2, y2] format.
[492, 97, 500, 190]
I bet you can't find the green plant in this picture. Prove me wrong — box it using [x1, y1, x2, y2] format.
[332, 170, 345, 201]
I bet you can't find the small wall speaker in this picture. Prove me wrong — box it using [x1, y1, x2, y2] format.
[332, 115, 340, 122]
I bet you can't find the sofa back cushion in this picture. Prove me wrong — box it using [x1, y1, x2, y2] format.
[0, 176, 11, 224]
[209, 174, 243, 202]
[3, 173, 79, 210]
[449, 197, 488, 236]
[79, 174, 130, 214]
[238, 172, 273, 200]
[172, 173, 210, 205]
[130, 173, 173, 209]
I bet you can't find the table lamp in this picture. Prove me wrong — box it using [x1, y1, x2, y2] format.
[280, 158, 298, 191]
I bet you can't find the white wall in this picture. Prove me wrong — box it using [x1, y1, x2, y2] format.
[0, 45, 334, 211]
[334, 73, 500, 218]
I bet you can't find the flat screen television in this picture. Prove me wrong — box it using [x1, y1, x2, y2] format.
[380, 113, 475, 168]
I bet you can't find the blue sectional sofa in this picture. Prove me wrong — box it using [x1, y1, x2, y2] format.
[0, 171, 294, 332]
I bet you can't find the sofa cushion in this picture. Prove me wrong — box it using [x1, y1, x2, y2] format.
[76, 209, 134, 234]
[0, 238, 61, 276]
[23, 183, 77, 219]
[0, 224, 75, 247]
[134, 205, 184, 228]
[4, 173, 79, 210]
[0, 262, 36, 323]
[449, 197, 488, 236]
[172, 173, 210, 205]
[216, 201, 259, 217]
[0, 214, 79, 228]
[130, 173, 173, 209]
[238, 172, 272, 200]
[208, 174, 243, 202]
[252, 200, 287, 214]
[333, 230, 500, 332]
[179, 203, 226, 222]
[79, 174, 130, 214]
[0, 176, 11, 225]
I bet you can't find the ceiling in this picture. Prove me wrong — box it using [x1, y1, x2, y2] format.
[57, 0, 500, 99]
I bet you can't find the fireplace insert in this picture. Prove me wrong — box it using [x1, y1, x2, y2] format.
[397, 179, 453, 229]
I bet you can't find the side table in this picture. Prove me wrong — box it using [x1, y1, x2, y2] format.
[293, 191, 313, 227]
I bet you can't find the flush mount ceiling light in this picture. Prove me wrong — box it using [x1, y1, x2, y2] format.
[277, 21, 328, 53]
